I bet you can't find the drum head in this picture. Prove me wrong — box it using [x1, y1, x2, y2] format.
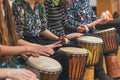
[77, 36, 103, 43]
[94, 27, 116, 34]
[27, 56, 62, 73]
[59, 47, 88, 55]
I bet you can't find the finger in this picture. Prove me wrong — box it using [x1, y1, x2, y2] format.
[79, 33, 84, 36]
[22, 54, 29, 59]
[65, 40, 70, 44]
[32, 53, 40, 57]
[52, 44, 62, 48]
[45, 49, 54, 55]
[37, 51, 50, 56]
[24, 69, 38, 78]
[54, 41, 61, 45]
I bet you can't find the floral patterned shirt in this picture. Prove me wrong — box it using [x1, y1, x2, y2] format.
[65, 0, 97, 27]
[12, 0, 47, 39]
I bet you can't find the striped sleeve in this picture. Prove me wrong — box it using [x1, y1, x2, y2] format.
[62, 12, 77, 33]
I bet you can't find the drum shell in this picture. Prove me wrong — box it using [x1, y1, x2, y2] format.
[27, 56, 62, 80]
[59, 47, 88, 80]
[77, 36, 103, 66]
[94, 28, 117, 54]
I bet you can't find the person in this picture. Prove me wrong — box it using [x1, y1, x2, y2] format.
[0, 0, 39, 80]
[65, 0, 116, 80]
[65, 0, 109, 33]
[43, 0, 108, 44]
[43, 0, 84, 42]
[12, 0, 69, 80]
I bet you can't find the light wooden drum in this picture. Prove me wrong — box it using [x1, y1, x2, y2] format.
[59, 47, 88, 80]
[94, 28, 118, 54]
[77, 36, 103, 66]
[27, 56, 62, 80]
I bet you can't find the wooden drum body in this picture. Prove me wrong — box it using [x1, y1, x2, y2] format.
[59, 47, 88, 80]
[77, 36, 103, 66]
[94, 28, 117, 54]
[77, 36, 103, 80]
[27, 56, 62, 80]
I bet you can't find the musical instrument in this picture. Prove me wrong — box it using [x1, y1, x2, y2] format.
[59, 47, 88, 80]
[94, 28, 120, 78]
[77, 35, 103, 66]
[77, 35, 103, 80]
[94, 27, 117, 54]
[27, 56, 62, 80]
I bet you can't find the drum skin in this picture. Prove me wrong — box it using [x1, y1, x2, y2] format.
[27, 56, 62, 80]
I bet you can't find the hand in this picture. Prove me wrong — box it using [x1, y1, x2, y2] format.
[98, 18, 109, 24]
[65, 33, 83, 40]
[21, 52, 40, 58]
[58, 36, 70, 44]
[21, 45, 54, 57]
[45, 41, 62, 48]
[92, 18, 109, 26]
[77, 26, 86, 32]
[6, 68, 39, 80]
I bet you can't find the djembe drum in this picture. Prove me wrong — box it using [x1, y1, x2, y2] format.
[27, 56, 62, 80]
[94, 28, 117, 54]
[59, 47, 88, 80]
[77, 35, 103, 80]
[94, 28, 120, 78]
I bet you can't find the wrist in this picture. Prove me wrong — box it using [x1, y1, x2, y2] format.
[86, 24, 91, 28]
[83, 25, 89, 32]
[25, 46, 31, 52]
[1, 69, 11, 79]
[57, 35, 69, 41]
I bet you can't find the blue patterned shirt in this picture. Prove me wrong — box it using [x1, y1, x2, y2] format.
[65, 0, 97, 27]
[12, 0, 47, 39]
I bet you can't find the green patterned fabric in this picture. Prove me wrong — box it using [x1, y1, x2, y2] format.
[52, 0, 60, 6]
[0, 56, 25, 68]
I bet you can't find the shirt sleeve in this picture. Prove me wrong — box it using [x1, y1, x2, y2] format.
[62, 11, 77, 33]
[12, 1, 24, 39]
[65, 9, 82, 27]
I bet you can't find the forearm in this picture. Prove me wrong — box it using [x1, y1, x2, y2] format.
[64, 24, 77, 33]
[17, 39, 41, 46]
[0, 45, 29, 55]
[40, 29, 59, 40]
[0, 69, 8, 79]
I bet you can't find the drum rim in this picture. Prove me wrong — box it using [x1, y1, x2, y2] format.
[59, 47, 88, 56]
[77, 42, 103, 45]
[27, 64, 62, 74]
[77, 36, 103, 43]
[94, 27, 116, 34]
[27, 56, 62, 73]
